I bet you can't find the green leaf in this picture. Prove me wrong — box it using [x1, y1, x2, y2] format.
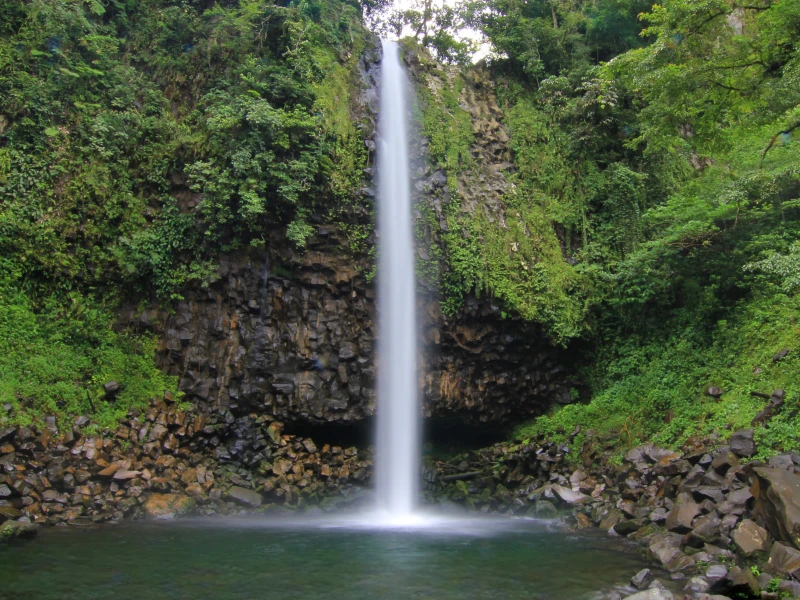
[43, 127, 59, 137]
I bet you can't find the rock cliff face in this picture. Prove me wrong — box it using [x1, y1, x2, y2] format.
[126, 42, 573, 429]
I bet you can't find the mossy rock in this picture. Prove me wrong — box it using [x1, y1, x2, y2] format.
[0, 521, 38, 543]
[143, 494, 197, 520]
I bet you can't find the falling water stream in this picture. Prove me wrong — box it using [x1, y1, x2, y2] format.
[374, 39, 420, 522]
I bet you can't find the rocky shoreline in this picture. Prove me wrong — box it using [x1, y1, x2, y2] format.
[0, 396, 374, 532]
[5, 394, 800, 600]
[428, 418, 800, 598]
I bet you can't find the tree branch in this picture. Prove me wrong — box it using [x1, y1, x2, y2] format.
[761, 123, 800, 170]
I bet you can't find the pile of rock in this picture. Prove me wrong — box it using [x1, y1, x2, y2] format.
[430, 427, 800, 599]
[0, 396, 372, 532]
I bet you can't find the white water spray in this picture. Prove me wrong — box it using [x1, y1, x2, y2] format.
[375, 39, 420, 522]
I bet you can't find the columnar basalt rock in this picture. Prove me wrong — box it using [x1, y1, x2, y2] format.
[118, 46, 573, 429]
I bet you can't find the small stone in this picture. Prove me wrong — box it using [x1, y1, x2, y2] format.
[613, 519, 643, 536]
[549, 484, 590, 505]
[711, 450, 739, 474]
[622, 589, 673, 600]
[113, 469, 141, 480]
[631, 568, 655, 590]
[705, 564, 727, 580]
[575, 512, 591, 528]
[683, 576, 711, 594]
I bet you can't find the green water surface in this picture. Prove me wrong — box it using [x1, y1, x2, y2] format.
[0, 516, 655, 600]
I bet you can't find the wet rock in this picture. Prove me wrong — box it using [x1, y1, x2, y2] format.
[705, 564, 728, 581]
[622, 589, 673, 600]
[599, 508, 625, 531]
[725, 565, 760, 595]
[666, 493, 700, 533]
[228, 486, 262, 508]
[0, 521, 38, 541]
[768, 542, 800, 577]
[550, 484, 590, 505]
[613, 519, 643, 536]
[532, 500, 558, 517]
[751, 466, 800, 547]
[728, 429, 755, 457]
[631, 569, 654, 590]
[711, 450, 739, 474]
[685, 514, 722, 547]
[649, 533, 694, 572]
[143, 494, 197, 520]
[779, 580, 800, 599]
[684, 576, 712, 594]
[731, 519, 770, 555]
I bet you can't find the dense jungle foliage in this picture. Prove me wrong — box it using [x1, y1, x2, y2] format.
[2, 0, 800, 459]
[399, 0, 800, 457]
[0, 0, 375, 427]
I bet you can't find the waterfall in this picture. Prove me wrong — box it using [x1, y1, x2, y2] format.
[375, 39, 420, 520]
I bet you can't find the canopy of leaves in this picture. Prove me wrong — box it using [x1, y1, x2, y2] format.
[0, 0, 372, 427]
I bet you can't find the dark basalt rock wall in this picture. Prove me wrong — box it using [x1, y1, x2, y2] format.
[126, 241, 571, 427]
[122, 41, 574, 429]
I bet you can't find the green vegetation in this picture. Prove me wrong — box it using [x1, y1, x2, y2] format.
[2, 0, 800, 463]
[0, 0, 373, 428]
[402, 0, 800, 457]
[0, 280, 179, 430]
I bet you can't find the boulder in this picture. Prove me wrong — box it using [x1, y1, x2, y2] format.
[684, 576, 712, 594]
[731, 519, 771, 555]
[768, 542, 800, 577]
[0, 520, 38, 542]
[599, 508, 625, 531]
[729, 429, 755, 457]
[649, 533, 694, 572]
[725, 565, 760, 596]
[751, 467, 800, 547]
[631, 569, 655, 590]
[143, 493, 197, 520]
[549, 484, 590, 505]
[711, 450, 739, 474]
[0, 505, 21, 522]
[228, 486, 262, 508]
[685, 514, 722, 547]
[666, 492, 701, 533]
[613, 519, 643, 536]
